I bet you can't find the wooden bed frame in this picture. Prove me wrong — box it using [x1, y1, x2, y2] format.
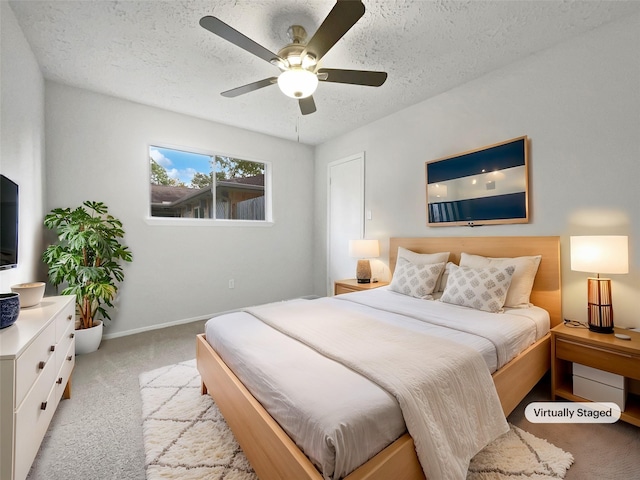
[196, 236, 561, 480]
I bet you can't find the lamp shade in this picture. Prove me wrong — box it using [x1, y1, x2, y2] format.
[570, 236, 629, 274]
[349, 239, 380, 259]
[570, 235, 628, 333]
[277, 68, 318, 99]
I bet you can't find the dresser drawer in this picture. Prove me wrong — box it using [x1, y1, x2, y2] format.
[55, 339, 75, 407]
[556, 337, 640, 380]
[55, 315, 75, 374]
[14, 355, 57, 480]
[55, 302, 75, 343]
[15, 321, 56, 408]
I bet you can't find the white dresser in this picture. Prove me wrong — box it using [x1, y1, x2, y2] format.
[0, 295, 75, 480]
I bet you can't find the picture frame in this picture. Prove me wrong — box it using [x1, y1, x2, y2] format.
[425, 136, 529, 227]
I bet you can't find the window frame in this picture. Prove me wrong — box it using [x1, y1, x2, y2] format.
[146, 143, 273, 227]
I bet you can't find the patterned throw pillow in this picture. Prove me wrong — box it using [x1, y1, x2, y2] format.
[389, 258, 445, 299]
[440, 264, 516, 313]
[397, 247, 450, 291]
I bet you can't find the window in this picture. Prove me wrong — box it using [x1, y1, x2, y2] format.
[149, 145, 270, 222]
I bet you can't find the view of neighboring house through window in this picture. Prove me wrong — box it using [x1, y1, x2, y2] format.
[149, 146, 268, 221]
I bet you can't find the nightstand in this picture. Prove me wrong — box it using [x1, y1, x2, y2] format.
[334, 279, 389, 295]
[551, 323, 640, 427]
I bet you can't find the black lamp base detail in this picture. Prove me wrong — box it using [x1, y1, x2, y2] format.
[588, 324, 614, 334]
[357, 279, 371, 284]
[586, 278, 614, 335]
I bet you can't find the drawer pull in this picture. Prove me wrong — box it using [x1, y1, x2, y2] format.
[558, 338, 634, 358]
[70, 333, 75, 339]
[57, 377, 63, 385]
[50, 345, 56, 352]
[67, 315, 72, 321]
[66, 355, 73, 361]
[41, 402, 48, 410]
[38, 361, 46, 370]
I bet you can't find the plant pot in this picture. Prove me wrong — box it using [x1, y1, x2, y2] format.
[74, 320, 103, 354]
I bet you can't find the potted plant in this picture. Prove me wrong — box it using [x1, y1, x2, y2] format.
[43, 201, 133, 354]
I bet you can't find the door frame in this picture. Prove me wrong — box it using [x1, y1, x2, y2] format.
[326, 152, 365, 295]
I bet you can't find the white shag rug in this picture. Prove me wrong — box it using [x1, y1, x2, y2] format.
[139, 360, 573, 480]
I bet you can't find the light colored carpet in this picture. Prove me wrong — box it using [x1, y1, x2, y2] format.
[139, 360, 573, 480]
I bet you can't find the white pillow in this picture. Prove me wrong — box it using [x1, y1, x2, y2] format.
[459, 253, 541, 308]
[397, 246, 449, 265]
[397, 247, 450, 291]
[389, 258, 445, 299]
[437, 262, 456, 293]
[440, 264, 515, 313]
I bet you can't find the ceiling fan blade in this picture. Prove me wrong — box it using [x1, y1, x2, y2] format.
[302, 1, 365, 62]
[200, 16, 282, 65]
[221, 77, 278, 98]
[317, 68, 387, 87]
[299, 96, 316, 115]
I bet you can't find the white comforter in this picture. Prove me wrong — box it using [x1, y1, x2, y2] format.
[205, 289, 548, 479]
[339, 288, 549, 370]
[247, 298, 510, 480]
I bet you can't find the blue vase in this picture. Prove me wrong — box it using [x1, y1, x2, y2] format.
[0, 293, 20, 329]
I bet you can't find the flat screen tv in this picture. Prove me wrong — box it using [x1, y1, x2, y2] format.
[425, 136, 529, 226]
[0, 174, 19, 270]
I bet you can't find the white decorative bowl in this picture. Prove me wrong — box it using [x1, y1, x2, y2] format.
[10, 282, 46, 308]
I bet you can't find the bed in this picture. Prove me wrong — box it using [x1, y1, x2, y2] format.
[196, 236, 561, 480]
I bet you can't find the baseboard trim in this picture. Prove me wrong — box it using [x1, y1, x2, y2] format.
[102, 296, 320, 340]
[101, 307, 246, 340]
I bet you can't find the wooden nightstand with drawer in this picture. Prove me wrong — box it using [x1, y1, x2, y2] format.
[551, 323, 640, 427]
[334, 279, 389, 295]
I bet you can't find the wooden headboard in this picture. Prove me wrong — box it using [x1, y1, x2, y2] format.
[389, 236, 562, 327]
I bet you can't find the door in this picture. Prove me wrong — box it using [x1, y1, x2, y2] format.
[327, 153, 365, 295]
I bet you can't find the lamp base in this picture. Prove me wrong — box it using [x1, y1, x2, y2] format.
[588, 324, 614, 334]
[587, 277, 614, 334]
[356, 259, 372, 284]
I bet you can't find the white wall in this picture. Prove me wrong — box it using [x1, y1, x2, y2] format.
[314, 14, 640, 328]
[5, 4, 639, 334]
[0, 2, 47, 292]
[45, 83, 315, 337]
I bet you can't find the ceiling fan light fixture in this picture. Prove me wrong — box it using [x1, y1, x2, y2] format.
[201, 1, 385, 115]
[270, 57, 288, 70]
[301, 54, 317, 69]
[287, 54, 302, 66]
[277, 68, 318, 99]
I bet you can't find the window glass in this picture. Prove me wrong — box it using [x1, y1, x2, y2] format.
[149, 146, 267, 221]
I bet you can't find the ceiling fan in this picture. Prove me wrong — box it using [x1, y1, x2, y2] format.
[199, 0, 387, 115]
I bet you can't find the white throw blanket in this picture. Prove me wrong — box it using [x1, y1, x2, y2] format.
[247, 298, 509, 480]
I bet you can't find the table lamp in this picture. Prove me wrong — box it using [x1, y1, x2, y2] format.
[349, 239, 380, 283]
[570, 236, 628, 333]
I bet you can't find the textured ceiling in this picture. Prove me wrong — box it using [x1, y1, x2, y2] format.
[9, 0, 640, 145]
